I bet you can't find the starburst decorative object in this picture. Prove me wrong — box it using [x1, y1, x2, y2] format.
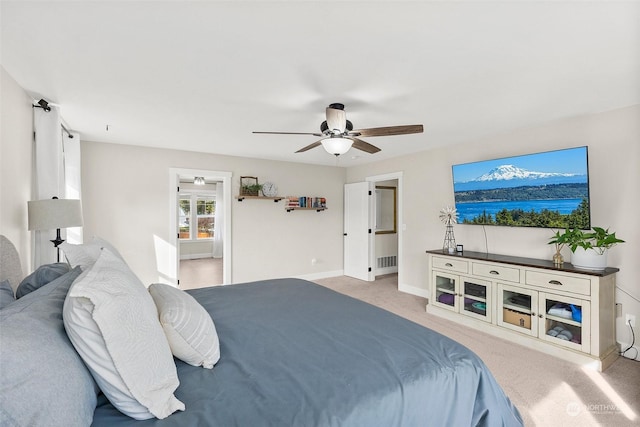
[439, 206, 458, 226]
[440, 206, 458, 253]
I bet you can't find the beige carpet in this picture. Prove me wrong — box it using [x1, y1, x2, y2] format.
[179, 258, 223, 290]
[313, 274, 640, 427]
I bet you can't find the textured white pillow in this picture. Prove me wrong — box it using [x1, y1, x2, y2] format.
[63, 249, 184, 420]
[149, 283, 220, 369]
[60, 236, 124, 270]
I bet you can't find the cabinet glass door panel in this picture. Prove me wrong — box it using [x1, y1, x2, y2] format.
[497, 283, 538, 336]
[540, 292, 590, 353]
[432, 271, 458, 311]
[460, 278, 491, 322]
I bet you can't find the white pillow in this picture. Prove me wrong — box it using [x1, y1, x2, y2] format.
[149, 283, 220, 369]
[60, 236, 123, 270]
[63, 249, 184, 420]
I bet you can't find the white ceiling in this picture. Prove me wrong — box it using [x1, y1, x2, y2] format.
[2, 1, 639, 167]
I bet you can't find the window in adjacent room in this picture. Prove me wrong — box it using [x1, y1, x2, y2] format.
[196, 196, 215, 239]
[179, 194, 215, 240]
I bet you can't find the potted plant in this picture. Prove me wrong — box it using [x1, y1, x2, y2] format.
[548, 229, 570, 266]
[241, 183, 263, 196]
[549, 227, 624, 270]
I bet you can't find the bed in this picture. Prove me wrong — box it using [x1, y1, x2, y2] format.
[0, 235, 523, 426]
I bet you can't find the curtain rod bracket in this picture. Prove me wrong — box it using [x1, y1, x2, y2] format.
[33, 99, 51, 112]
[33, 99, 74, 138]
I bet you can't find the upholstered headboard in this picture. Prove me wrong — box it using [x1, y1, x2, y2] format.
[0, 235, 24, 294]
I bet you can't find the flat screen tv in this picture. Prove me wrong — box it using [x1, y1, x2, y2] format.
[452, 146, 590, 229]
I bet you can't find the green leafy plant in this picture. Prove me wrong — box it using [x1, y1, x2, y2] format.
[549, 227, 624, 255]
[241, 184, 263, 195]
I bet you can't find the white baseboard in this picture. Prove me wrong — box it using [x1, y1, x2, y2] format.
[376, 266, 398, 276]
[295, 270, 344, 281]
[180, 253, 214, 260]
[618, 341, 640, 361]
[398, 283, 429, 298]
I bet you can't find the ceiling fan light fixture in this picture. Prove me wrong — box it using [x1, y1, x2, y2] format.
[321, 137, 352, 156]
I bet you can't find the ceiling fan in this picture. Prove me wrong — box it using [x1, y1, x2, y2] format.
[253, 103, 424, 156]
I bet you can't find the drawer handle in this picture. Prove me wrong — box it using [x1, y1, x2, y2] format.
[489, 270, 500, 275]
[445, 263, 453, 267]
[548, 280, 563, 286]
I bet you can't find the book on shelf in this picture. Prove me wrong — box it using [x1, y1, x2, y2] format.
[285, 196, 327, 209]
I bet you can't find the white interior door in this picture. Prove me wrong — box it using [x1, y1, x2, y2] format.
[344, 182, 374, 281]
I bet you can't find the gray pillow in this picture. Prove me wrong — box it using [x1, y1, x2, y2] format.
[0, 279, 14, 309]
[0, 235, 23, 296]
[0, 266, 98, 426]
[16, 262, 70, 299]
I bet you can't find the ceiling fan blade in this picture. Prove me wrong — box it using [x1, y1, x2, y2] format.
[349, 124, 423, 137]
[351, 138, 381, 154]
[295, 140, 323, 153]
[253, 131, 323, 136]
[326, 107, 346, 133]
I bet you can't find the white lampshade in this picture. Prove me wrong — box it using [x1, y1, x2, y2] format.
[28, 198, 83, 231]
[321, 137, 353, 156]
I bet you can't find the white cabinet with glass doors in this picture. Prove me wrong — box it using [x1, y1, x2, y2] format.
[497, 284, 590, 353]
[426, 250, 618, 371]
[432, 270, 492, 323]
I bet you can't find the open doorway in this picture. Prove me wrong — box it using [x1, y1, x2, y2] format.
[178, 179, 222, 288]
[374, 180, 398, 278]
[366, 172, 403, 290]
[169, 168, 232, 288]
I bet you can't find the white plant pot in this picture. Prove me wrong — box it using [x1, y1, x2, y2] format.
[571, 247, 608, 271]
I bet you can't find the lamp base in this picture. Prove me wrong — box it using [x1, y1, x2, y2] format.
[50, 228, 65, 262]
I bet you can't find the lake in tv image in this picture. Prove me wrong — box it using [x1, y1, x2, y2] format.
[452, 147, 590, 229]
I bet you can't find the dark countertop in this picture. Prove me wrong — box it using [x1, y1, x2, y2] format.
[426, 249, 619, 277]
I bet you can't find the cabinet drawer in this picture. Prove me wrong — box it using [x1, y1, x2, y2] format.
[432, 256, 468, 273]
[526, 270, 591, 296]
[472, 262, 520, 283]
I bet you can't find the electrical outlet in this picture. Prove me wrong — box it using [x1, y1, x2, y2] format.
[625, 314, 636, 328]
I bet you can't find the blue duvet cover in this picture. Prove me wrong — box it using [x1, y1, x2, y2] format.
[92, 278, 522, 426]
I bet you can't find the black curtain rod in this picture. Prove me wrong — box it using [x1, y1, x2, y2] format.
[33, 99, 74, 139]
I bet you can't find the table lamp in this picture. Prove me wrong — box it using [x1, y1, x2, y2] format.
[28, 197, 83, 262]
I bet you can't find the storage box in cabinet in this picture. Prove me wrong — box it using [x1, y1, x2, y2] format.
[526, 270, 590, 296]
[503, 308, 531, 329]
[472, 262, 520, 283]
[432, 256, 468, 273]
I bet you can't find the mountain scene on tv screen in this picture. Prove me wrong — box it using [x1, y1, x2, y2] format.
[454, 164, 590, 229]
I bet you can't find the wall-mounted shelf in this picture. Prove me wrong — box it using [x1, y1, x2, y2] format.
[236, 196, 284, 202]
[285, 196, 327, 212]
[285, 207, 327, 213]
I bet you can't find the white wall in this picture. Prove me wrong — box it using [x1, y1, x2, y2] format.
[80, 141, 346, 285]
[347, 105, 640, 353]
[0, 66, 33, 274]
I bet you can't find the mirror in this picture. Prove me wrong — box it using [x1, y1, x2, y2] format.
[375, 186, 396, 234]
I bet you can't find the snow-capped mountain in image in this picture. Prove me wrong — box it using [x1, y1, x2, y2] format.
[474, 165, 578, 182]
[455, 164, 587, 191]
